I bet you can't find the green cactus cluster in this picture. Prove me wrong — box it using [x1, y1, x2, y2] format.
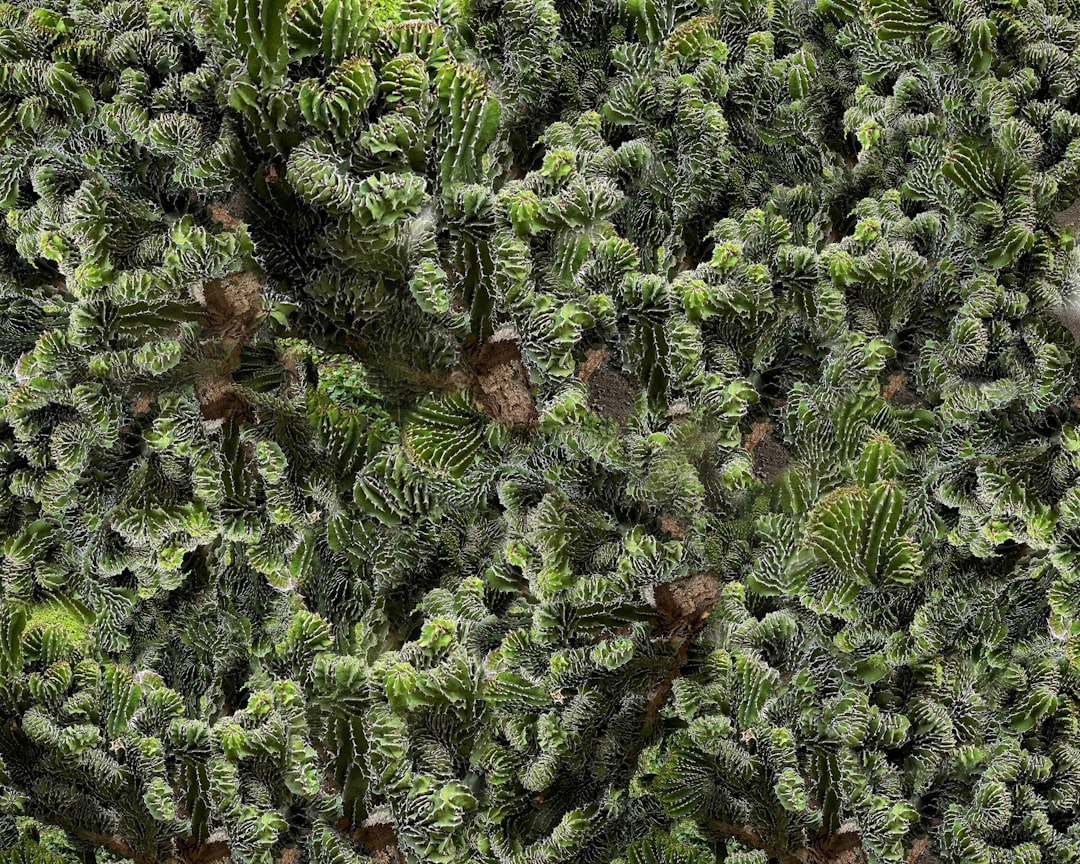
[0, 0, 1078, 862]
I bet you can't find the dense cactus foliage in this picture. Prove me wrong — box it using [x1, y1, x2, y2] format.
[0, 0, 1078, 862]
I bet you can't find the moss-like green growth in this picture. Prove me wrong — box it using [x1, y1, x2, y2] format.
[24, 601, 90, 645]
[369, 0, 401, 26]
[316, 357, 381, 409]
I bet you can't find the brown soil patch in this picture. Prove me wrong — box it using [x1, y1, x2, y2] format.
[195, 377, 250, 422]
[130, 392, 155, 415]
[577, 348, 609, 383]
[372, 847, 407, 864]
[209, 190, 248, 231]
[466, 339, 538, 429]
[210, 203, 242, 231]
[808, 832, 865, 864]
[586, 361, 637, 423]
[902, 837, 944, 864]
[355, 823, 404, 864]
[633, 571, 721, 756]
[905, 839, 931, 864]
[175, 839, 231, 864]
[751, 436, 791, 480]
[201, 270, 262, 344]
[653, 571, 719, 642]
[745, 423, 791, 481]
[659, 514, 685, 539]
[745, 421, 771, 451]
[186, 261, 262, 426]
[882, 374, 904, 400]
[883, 373, 920, 406]
[1056, 299, 1080, 344]
[1055, 199, 1080, 231]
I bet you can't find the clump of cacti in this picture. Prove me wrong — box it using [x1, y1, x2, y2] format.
[0, 0, 1078, 862]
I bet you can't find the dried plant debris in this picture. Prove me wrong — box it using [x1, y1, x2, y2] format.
[467, 338, 538, 429]
[209, 191, 249, 231]
[1056, 291, 1080, 344]
[808, 830, 867, 864]
[883, 373, 920, 406]
[652, 571, 720, 643]
[659, 514, 686, 539]
[577, 347, 610, 383]
[130, 392, 155, 415]
[746, 422, 792, 481]
[585, 361, 637, 423]
[199, 269, 264, 344]
[196, 376, 250, 422]
[354, 816, 405, 864]
[1055, 198, 1080, 231]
